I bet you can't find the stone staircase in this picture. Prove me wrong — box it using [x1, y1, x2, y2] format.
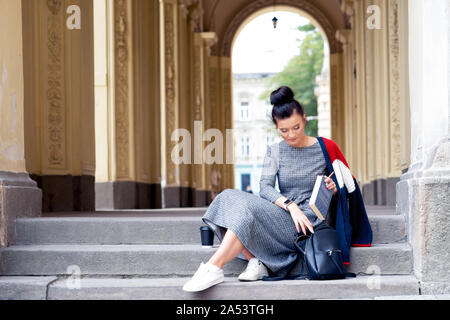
[0, 206, 421, 300]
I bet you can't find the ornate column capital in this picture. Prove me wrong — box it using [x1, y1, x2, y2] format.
[336, 29, 352, 45]
[47, 0, 62, 15]
[189, 5, 204, 32]
[200, 32, 218, 56]
[340, 0, 355, 17]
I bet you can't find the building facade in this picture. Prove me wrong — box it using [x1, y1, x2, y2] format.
[232, 73, 280, 194]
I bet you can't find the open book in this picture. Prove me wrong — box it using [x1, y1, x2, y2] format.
[309, 175, 334, 220]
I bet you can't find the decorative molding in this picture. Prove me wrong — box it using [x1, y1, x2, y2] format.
[163, 3, 177, 185]
[222, 68, 231, 128]
[209, 66, 218, 128]
[336, 29, 351, 45]
[178, 0, 202, 32]
[388, 0, 401, 173]
[47, 0, 62, 15]
[340, 0, 355, 17]
[193, 36, 202, 121]
[179, 2, 190, 19]
[330, 63, 339, 136]
[201, 32, 218, 56]
[190, 5, 204, 32]
[221, 0, 342, 57]
[46, 0, 65, 167]
[340, 0, 355, 28]
[114, 0, 130, 178]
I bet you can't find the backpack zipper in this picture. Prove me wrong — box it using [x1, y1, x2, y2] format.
[327, 249, 342, 256]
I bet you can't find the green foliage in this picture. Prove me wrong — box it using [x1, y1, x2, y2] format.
[260, 23, 324, 136]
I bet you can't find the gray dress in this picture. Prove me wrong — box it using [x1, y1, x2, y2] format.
[202, 139, 328, 277]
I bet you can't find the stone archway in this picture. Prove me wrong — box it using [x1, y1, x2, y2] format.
[214, 0, 346, 157]
[219, 0, 342, 57]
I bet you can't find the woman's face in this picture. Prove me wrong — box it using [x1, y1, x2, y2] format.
[276, 111, 307, 147]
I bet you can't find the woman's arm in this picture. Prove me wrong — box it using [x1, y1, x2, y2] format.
[259, 144, 284, 203]
[259, 145, 305, 207]
[259, 144, 315, 235]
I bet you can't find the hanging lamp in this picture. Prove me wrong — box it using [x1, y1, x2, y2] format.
[272, 0, 278, 28]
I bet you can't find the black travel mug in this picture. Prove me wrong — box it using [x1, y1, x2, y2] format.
[200, 225, 214, 248]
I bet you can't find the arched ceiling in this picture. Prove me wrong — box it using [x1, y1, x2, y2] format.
[201, 0, 347, 56]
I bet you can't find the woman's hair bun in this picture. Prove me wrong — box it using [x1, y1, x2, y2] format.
[270, 86, 294, 106]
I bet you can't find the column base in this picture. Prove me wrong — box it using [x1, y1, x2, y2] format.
[95, 181, 162, 210]
[30, 175, 95, 212]
[397, 137, 450, 294]
[0, 171, 42, 247]
[163, 186, 212, 208]
[421, 281, 450, 295]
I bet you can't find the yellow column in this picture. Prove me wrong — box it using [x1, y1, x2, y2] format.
[353, 0, 369, 185]
[336, 29, 353, 166]
[191, 32, 218, 205]
[160, 0, 181, 207]
[94, 0, 139, 209]
[0, 0, 26, 173]
[220, 57, 235, 190]
[208, 56, 222, 199]
[206, 55, 235, 195]
[22, 0, 95, 212]
[96, 0, 162, 209]
[0, 0, 41, 247]
[330, 52, 345, 150]
[132, 0, 162, 208]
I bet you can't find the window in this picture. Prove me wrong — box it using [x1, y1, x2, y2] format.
[240, 100, 249, 120]
[246, 137, 250, 156]
[241, 136, 250, 157]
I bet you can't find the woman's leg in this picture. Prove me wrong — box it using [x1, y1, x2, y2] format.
[241, 247, 255, 261]
[208, 229, 255, 269]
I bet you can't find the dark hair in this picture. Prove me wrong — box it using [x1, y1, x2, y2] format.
[270, 86, 305, 125]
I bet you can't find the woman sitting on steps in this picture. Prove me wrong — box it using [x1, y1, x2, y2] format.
[182, 86, 338, 292]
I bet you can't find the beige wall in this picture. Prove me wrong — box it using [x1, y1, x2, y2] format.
[0, 0, 26, 173]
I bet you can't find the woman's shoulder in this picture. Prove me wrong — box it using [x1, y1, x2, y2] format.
[266, 140, 283, 152]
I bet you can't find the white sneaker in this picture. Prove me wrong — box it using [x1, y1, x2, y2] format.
[182, 262, 224, 292]
[238, 258, 269, 281]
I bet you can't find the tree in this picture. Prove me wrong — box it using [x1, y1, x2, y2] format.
[260, 23, 324, 136]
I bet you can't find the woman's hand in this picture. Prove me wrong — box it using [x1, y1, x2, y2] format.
[288, 204, 314, 235]
[324, 176, 337, 196]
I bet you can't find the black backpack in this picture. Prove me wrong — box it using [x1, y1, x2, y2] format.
[293, 222, 356, 280]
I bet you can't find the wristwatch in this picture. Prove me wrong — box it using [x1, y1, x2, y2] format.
[282, 198, 294, 211]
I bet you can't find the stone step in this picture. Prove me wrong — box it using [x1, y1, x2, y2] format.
[44, 275, 418, 300]
[12, 214, 405, 245]
[0, 275, 419, 300]
[0, 243, 413, 276]
[0, 276, 57, 300]
[364, 205, 397, 215]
